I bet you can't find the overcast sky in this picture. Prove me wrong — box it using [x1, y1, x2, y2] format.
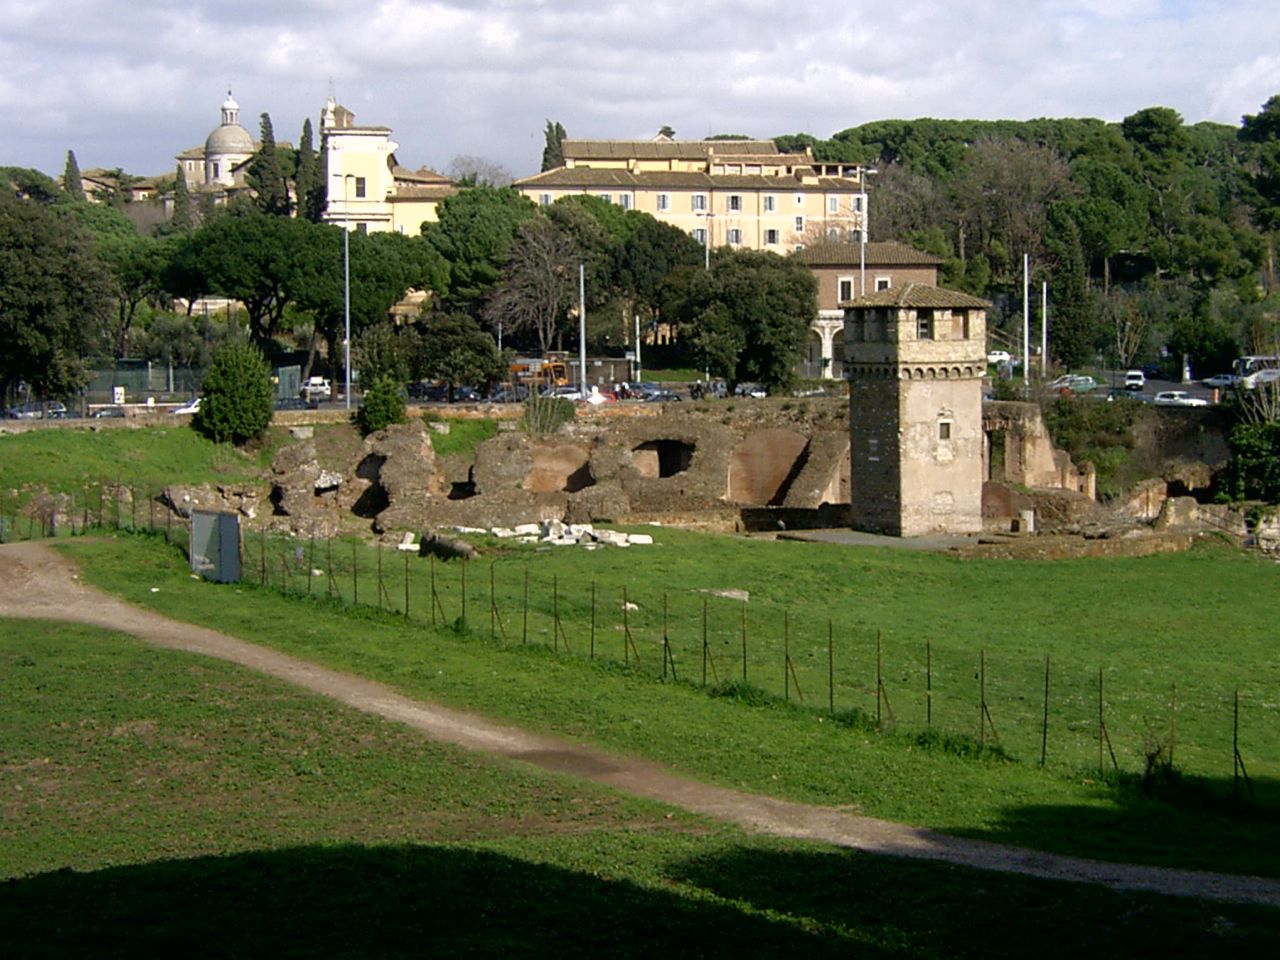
[3, 0, 1278, 181]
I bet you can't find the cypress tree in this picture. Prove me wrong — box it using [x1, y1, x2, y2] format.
[248, 112, 290, 216]
[541, 120, 566, 171]
[170, 162, 193, 232]
[296, 117, 324, 222]
[63, 150, 85, 201]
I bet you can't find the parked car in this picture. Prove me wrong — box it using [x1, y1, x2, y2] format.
[642, 389, 682, 403]
[172, 397, 201, 415]
[274, 397, 310, 411]
[1123, 370, 1146, 391]
[5, 402, 42, 419]
[486, 385, 529, 403]
[300, 376, 332, 402]
[735, 382, 768, 398]
[1153, 391, 1209, 407]
[1201, 373, 1240, 390]
[986, 350, 1012, 366]
[1049, 374, 1098, 393]
[92, 406, 126, 419]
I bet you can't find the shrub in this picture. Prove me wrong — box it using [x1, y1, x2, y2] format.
[191, 340, 273, 445]
[356, 375, 407, 436]
[521, 394, 574, 436]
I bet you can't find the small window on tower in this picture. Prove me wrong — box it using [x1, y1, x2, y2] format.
[355, 177, 367, 198]
[939, 421, 952, 441]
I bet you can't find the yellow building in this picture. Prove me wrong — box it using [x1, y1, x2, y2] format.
[515, 136, 868, 254]
[320, 98, 456, 235]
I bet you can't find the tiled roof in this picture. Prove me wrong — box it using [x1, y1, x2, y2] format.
[515, 168, 863, 191]
[794, 242, 944, 267]
[562, 139, 780, 160]
[392, 165, 454, 186]
[390, 185, 457, 200]
[841, 282, 990, 310]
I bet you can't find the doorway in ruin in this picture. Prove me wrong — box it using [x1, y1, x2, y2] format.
[524, 443, 595, 493]
[727, 429, 810, 505]
[631, 439, 695, 479]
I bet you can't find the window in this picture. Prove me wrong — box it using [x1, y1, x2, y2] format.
[917, 310, 933, 340]
[728, 194, 742, 212]
[939, 421, 952, 441]
[355, 177, 367, 198]
[854, 195, 864, 213]
[828, 196, 839, 214]
[211, 161, 220, 178]
[875, 277, 891, 291]
[827, 228, 839, 240]
[620, 194, 632, 210]
[692, 228, 707, 244]
[657, 193, 670, 211]
[596, 193, 612, 204]
[794, 194, 804, 206]
[838, 278, 854, 302]
[356, 222, 368, 235]
[727, 228, 742, 245]
[539, 193, 552, 206]
[764, 194, 776, 212]
[794, 216, 804, 233]
[692, 194, 707, 211]
[764, 228, 779, 245]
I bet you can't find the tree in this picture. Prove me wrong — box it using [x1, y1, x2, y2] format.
[169, 163, 194, 233]
[1045, 213, 1097, 368]
[354, 321, 417, 387]
[483, 216, 578, 353]
[246, 113, 291, 216]
[192, 339, 273, 444]
[423, 186, 539, 312]
[418, 311, 504, 393]
[62, 150, 85, 202]
[680, 250, 816, 392]
[658, 125, 675, 139]
[295, 117, 322, 223]
[0, 189, 111, 401]
[446, 156, 513, 187]
[541, 120, 567, 172]
[617, 215, 704, 319]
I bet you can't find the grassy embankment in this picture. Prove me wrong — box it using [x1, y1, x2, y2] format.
[4, 619, 1280, 958]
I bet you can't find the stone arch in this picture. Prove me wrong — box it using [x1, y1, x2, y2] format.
[631, 439, 695, 479]
[831, 328, 845, 379]
[727, 429, 810, 505]
[524, 443, 595, 493]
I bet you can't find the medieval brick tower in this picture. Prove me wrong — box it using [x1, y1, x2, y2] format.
[843, 283, 991, 537]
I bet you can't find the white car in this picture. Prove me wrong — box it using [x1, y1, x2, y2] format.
[1124, 370, 1146, 391]
[987, 350, 1012, 365]
[1153, 391, 1208, 407]
[173, 397, 201, 415]
[300, 377, 332, 402]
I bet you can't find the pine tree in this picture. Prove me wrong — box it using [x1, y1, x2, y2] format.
[247, 112, 291, 216]
[170, 163, 193, 232]
[63, 150, 85, 201]
[296, 117, 324, 223]
[541, 120, 566, 171]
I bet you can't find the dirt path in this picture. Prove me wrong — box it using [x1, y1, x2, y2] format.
[3, 539, 1278, 907]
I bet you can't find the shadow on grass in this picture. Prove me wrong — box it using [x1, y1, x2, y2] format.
[0, 843, 865, 960]
[672, 846, 1280, 960]
[5, 840, 1280, 960]
[948, 770, 1280, 879]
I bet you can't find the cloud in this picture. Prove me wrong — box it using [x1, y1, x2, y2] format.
[0, 0, 1277, 178]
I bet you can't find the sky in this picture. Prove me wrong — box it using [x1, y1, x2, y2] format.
[2, 0, 1279, 181]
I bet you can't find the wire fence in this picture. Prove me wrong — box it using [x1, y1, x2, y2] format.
[1, 481, 1273, 803]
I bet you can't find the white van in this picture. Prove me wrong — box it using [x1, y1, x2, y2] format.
[1124, 370, 1146, 391]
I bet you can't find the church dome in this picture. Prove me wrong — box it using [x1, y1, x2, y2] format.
[205, 122, 254, 154]
[205, 90, 254, 155]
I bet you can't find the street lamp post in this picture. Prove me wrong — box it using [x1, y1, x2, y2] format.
[341, 174, 354, 411]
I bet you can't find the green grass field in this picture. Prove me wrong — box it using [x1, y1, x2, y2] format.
[39, 529, 1280, 879]
[5, 619, 1280, 958]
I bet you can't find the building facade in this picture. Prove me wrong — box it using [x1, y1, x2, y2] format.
[515, 137, 868, 256]
[843, 283, 990, 536]
[320, 97, 456, 235]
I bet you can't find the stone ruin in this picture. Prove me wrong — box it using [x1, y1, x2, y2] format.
[263, 403, 854, 539]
